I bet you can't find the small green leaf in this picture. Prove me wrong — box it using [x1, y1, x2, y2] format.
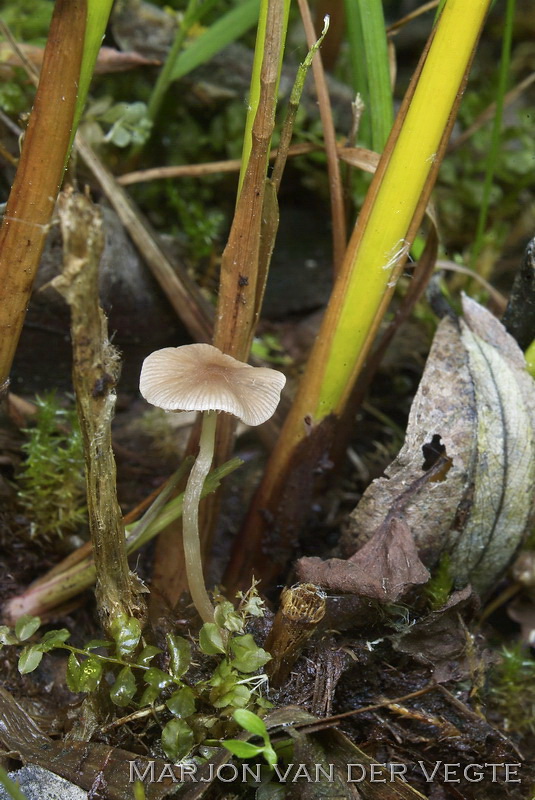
[107, 123, 131, 147]
[18, 645, 43, 674]
[110, 615, 142, 656]
[0, 626, 18, 646]
[208, 671, 236, 707]
[210, 680, 250, 709]
[166, 687, 196, 719]
[161, 719, 194, 761]
[133, 779, 147, 800]
[222, 740, 265, 759]
[77, 656, 103, 692]
[66, 652, 81, 692]
[214, 602, 243, 633]
[227, 684, 251, 708]
[230, 635, 271, 673]
[110, 666, 137, 707]
[233, 708, 269, 739]
[144, 667, 173, 689]
[39, 628, 71, 651]
[166, 634, 191, 678]
[199, 623, 226, 655]
[15, 615, 41, 641]
[208, 659, 232, 687]
[139, 685, 161, 707]
[137, 645, 162, 667]
[85, 639, 112, 651]
[240, 592, 265, 618]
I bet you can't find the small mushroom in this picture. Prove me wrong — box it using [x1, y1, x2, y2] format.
[139, 343, 286, 623]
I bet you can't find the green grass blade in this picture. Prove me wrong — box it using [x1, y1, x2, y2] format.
[357, 0, 394, 151]
[146, 0, 202, 124]
[471, 0, 515, 268]
[343, 0, 393, 150]
[71, 0, 115, 148]
[343, 0, 370, 143]
[169, 0, 261, 83]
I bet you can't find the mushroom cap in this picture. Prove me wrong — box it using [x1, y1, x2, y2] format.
[139, 343, 286, 426]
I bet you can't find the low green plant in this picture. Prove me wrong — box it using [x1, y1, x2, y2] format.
[251, 333, 292, 366]
[166, 182, 224, 261]
[16, 393, 86, 540]
[0, 67, 35, 116]
[425, 554, 454, 610]
[222, 708, 277, 768]
[0, 0, 53, 43]
[82, 97, 153, 149]
[437, 105, 535, 257]
[0, 586, 273, 762]
[486, 644, 535, 734]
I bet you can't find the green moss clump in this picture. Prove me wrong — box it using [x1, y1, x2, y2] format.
[425, 554, 454, 611]
[17, 393, 87, 540]
[486, 644, 535, 735]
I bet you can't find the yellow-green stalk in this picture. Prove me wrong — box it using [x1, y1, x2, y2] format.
[526, 339, 535, 378]
[316, 0, 490, 419]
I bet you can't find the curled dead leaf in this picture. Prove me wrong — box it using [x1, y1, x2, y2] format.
[335, 296, 535, 597]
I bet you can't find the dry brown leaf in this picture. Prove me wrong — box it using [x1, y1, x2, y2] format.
[297, 517, 430, 601]
[340, 296, 535, 597]
[0, 42, 159, 73]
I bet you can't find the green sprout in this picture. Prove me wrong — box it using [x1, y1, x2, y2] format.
[222, 709, 277, 768]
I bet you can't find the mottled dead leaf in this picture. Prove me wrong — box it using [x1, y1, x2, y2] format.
[341, 296, 535, 596]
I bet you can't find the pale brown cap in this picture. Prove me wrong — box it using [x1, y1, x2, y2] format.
[139, 343, 286, 426]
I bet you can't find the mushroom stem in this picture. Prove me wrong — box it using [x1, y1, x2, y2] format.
[182, 409, 218, 623]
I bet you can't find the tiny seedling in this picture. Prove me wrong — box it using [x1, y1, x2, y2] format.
[222, 709, 278, 769]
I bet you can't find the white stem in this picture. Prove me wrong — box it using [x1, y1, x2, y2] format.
[182, 410, 218, 624]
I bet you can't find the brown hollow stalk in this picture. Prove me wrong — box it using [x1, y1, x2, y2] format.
[0, 0, 86, 394]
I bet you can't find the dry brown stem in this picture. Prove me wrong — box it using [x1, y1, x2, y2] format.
[51, 189, 144, 628]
